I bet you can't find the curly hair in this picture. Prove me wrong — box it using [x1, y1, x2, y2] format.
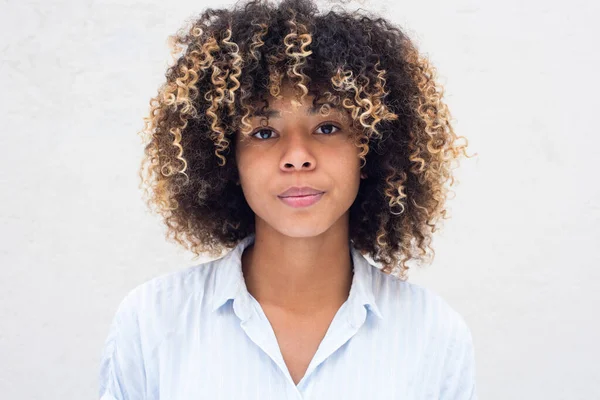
[138, 0, 474, 280]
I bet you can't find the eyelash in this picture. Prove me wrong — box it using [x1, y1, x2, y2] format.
[249, 122, 341, 140]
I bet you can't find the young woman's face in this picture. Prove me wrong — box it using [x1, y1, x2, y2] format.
[234, 83, 363, 238]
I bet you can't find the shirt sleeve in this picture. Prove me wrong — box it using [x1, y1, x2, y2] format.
[439, 316, 478, 400]
[99, 291, 147, 400]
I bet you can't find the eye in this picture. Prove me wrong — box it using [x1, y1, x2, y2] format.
[316, 123, 341, 135]
[250, 123, 341, 140]
[251, 128, 278, 140]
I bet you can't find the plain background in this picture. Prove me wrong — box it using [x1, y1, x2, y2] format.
[1, 0, 598, 398]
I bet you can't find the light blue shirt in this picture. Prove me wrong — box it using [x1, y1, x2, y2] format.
[99, 233, 477, 399]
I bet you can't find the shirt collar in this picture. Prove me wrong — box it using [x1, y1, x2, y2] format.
[210, 233, 384, 324]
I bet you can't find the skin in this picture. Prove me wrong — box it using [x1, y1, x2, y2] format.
[234, 82, 368, 318]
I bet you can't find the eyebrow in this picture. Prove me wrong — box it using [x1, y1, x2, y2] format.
[250, 103, 342, 118]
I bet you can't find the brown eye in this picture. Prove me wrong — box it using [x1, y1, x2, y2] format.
[250, 123, 341, 140]
[316, 123, 340, 135]
[251, 128, 278, 140]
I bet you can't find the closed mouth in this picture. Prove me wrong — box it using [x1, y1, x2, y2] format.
[278, 192, 324, 198]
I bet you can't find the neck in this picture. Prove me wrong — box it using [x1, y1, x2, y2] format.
[241, 220, 354, 317]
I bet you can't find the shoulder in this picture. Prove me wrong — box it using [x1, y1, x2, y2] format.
[372, 267, 472, 338]
[107, 257, 223, 346]
[120, 257, 221, 317]
[100, 259, 223, 399]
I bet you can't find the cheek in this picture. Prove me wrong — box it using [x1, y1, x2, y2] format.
[235, 151, 267, 193]
[235, 145, 254, 180]
[331, 146, 361, 179]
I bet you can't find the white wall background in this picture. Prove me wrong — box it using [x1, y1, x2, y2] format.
[1, 0, 598, 398]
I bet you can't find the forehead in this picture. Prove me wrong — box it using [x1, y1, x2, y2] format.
[249, 84, 348, 120]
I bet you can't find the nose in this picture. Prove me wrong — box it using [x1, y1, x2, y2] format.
[279, 133, 317, 172]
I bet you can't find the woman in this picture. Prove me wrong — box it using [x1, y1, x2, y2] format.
[99, 0, 477, 398]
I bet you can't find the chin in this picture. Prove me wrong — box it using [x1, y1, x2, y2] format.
[273, 222, 331, 238]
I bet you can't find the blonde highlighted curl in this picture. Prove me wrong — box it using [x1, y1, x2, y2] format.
[138, 0, 474, 280]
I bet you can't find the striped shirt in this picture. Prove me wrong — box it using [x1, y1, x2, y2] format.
[99, 233, 478, 399]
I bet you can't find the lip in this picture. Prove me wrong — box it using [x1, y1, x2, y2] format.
[279, 186, 324, 197]
[278, 192, 325, 208]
